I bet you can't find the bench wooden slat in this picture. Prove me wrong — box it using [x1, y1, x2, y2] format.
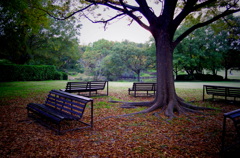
[45, 100, 84, 118]
[229, 88, 240, 97]
[88, 81, 106, 90]
[46, 91, 87, 117]
[47, 95, 86, 110]
[52, 89, 93, 102]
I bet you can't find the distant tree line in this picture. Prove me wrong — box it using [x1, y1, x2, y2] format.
[80, 39, 155, 81]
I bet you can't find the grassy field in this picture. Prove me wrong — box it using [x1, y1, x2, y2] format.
[0, 80, 240, 157]
[0, 80, 239, 98]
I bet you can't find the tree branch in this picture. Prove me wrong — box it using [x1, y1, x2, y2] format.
[86, 0, 151, 31]
[173, 0, 218, 32]
[135, 0, 158, 24]
[173, 8, 240, 48]
[37, 4, 94, 20]
[83, 12, 126, 30]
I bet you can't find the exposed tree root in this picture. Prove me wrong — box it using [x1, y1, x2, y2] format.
[108, 94, 216, 119]
[108, 99, 155, 108]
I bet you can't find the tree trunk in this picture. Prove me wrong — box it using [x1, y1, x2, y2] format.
[147, 32, 179, 117]
[137, 70, 140, 82]
[117, 30, 211, 118]
[224, 68, 228, 80]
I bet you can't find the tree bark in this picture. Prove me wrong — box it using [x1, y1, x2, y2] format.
[148, 30, 179, 117]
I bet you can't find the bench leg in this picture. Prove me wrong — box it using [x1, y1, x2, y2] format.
[203, 86, 205, 101]
[221, 116, 227, 153]
[57, 124, 61, 135]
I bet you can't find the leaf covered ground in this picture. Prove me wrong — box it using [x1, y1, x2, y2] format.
[0, 88, 240, 157]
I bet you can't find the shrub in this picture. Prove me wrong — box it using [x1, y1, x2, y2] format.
[0, 64, 67, 81]
[176, 74, 223, 81]
[176, 74, 194, 81]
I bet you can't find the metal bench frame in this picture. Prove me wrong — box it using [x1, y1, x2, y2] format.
[128, 82, 156, 97]
[221, 109, 240, 153]
[60, 81, 109, 97]
[203, 85, 240, 102]
[27, 90, 93, 134]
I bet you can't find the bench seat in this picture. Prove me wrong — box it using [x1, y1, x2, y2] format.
[27, 103, 79, 123]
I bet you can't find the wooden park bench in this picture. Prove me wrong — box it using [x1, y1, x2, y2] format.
[221, 109, 240, 153]
[128, 82, 156, 97]
[27, 90, 93, 134]
[60, 81, 108, 97]
[203, 85, 240, 102]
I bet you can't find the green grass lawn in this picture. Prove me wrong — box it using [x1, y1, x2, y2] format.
[0, 80, 239, 99]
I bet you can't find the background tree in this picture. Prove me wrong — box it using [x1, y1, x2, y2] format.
[111, 40, 153, 81]
[174, 15, 240, 79]
[174, 26, 207, 76]
[29, 18, 81, 70]
[215, 15, 240, 79]
[45, 0, 240, 118]
[0, 0, 82, 72]
[81, 39, 114, 80]
[0, 0, 49, 64]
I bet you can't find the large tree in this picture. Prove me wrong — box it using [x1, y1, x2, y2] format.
[46, 0, 240, 118]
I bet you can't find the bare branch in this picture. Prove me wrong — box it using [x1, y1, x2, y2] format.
[37, 4, 94, 20]
[86, 0, 139, 12]
[86, 0, 151, 31]
[83, 12, 126, 30]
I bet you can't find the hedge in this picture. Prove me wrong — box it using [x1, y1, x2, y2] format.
[0, 65, 68, 81]
[176, 74, 223, 81]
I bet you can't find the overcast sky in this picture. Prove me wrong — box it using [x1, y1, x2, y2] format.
[77, 0, 160, 45]
[79, 17, 152, 45]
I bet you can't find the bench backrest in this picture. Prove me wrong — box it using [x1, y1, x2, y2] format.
[132, 83, 156, 91]
[45, 90, 93, 119]
[88, 81, 106, 90]
[65, 82, 88, 91]
[228, 87, 240, 97]
[205, 85, 240, 97]
[65, 81, 107, 90]
[205, 86, 227, 95]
